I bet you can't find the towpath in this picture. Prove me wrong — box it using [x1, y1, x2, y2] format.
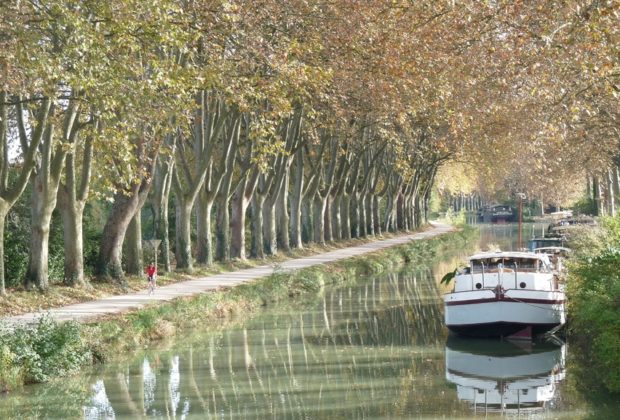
[3, 222, 454, 326]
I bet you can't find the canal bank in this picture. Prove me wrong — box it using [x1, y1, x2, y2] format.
[0, 222, 471, 391]
[3, 223, 619, 419]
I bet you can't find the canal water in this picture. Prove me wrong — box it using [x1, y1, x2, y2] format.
[0, 224, 613, 418]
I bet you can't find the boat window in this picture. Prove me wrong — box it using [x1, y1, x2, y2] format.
[517, 257, 549, 273]
[517, 258, 536, 270]
[469, 257, 549, 273]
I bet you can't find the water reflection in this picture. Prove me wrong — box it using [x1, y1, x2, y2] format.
[74, 268, 457, 419]
[445, 337, 566, 416]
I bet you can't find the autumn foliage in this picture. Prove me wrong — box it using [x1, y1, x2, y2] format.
[0, 0, 618, 292]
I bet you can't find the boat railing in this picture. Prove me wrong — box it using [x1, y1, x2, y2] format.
[513, 262, 518, 289]
[467, 261, 539, 290]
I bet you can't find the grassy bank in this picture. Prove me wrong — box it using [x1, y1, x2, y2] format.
[0, 226, 476, 392]
[566, 217, 620, 396]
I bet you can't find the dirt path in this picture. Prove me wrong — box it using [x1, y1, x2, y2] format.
[3, 222, 454, 326]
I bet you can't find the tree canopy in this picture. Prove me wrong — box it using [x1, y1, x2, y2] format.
[0, 0, 618, 292]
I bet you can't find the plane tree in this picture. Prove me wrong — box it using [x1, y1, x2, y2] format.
[93, 0, 195, 281]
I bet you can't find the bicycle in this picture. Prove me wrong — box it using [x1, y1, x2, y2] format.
[147, 275, 156, 294]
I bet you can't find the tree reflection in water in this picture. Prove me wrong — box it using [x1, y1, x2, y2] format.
[73, 267, 461, 419]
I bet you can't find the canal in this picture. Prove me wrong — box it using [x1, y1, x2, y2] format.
[0, 224, 614, 418]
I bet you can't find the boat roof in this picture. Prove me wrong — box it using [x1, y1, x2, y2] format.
[468, 251, 548, 261]
[529, 236, 565, 241]
[534, 247, 571, 253]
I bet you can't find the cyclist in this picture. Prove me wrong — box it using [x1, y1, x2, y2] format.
[146, 262, 157, 294]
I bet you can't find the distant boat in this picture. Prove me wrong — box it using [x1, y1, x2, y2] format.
[478, 205, 516, 223]
[527, 236, 567, 251]
[547, 216, 597, 237]
[445, 337, 566, 415]
[443, 251, 566, 338]
[528, 236, 571, 273]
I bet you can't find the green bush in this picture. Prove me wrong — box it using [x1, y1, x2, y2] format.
[0, 316, 92, 387]
[568, 248, 620, 394]
[572, 198, 597, 216]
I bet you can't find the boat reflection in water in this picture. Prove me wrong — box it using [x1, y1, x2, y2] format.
[445, 337, 566, 415]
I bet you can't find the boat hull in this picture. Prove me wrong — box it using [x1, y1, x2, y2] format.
[444, 289, 565, 338]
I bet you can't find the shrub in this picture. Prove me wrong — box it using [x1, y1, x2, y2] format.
[568, 248, 620, 394]
[0, 316, 92, 386]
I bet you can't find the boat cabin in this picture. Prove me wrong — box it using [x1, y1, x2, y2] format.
[454, 252, 555, 293]
[465, 252, 552, 274]
[528, 236, 566, 251]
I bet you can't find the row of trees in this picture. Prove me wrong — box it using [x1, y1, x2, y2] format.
[1, 1, 617, 294]
[434, 1, 619, 212]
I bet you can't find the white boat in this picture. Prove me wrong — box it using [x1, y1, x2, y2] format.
[445, 337, 566, 414]
[443, 251, 566, 338]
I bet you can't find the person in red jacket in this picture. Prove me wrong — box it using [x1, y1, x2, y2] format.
[146, 262, 157, 293]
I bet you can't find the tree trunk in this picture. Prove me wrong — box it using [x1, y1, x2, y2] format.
[152, 158, 174, 272]
[414, 195, 423, 228]
[214, 160, 236, 262]
[313, 195, 326, 245]
[340, 193, 351, 240]
[301, 197, 312, 244]
[291, 152, 304, 249]
[0, 204, 7, 295]
[24, 216, 52, 290]
[215, 196, 231, 261]
[358, 193, 366, 238]
[365, 194, 374, 236]
[25, 116, 70, 290]
[607, 168, 615, 217]
[331, 194, 341, 240]
[423, 188, 432, 225]
[57, 125, 95, 287]
[324, 195, 332, 241]
[373, 196, 382, 235]
[196, 195, 214, 266]
[262, 200, 277, 255]
[250, 194, 265, 259]
[159, 193, 172, 272]
[396, 193, 405, 231]
[613, 167, 620, 215]
[231, 182, 250, 260]
[175, 199, 193, 271]
[384, 194, 394, 232]
[24, 176, 58, 290]
[593, 176, 602, 216]
[350, 192, 360, 238]
[98, 184, 146, 280]
[276, 172, 290, 252]
[124, 211, 143, 275]
[58, 192, 86, 286]
[405, 194, 415, 230]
